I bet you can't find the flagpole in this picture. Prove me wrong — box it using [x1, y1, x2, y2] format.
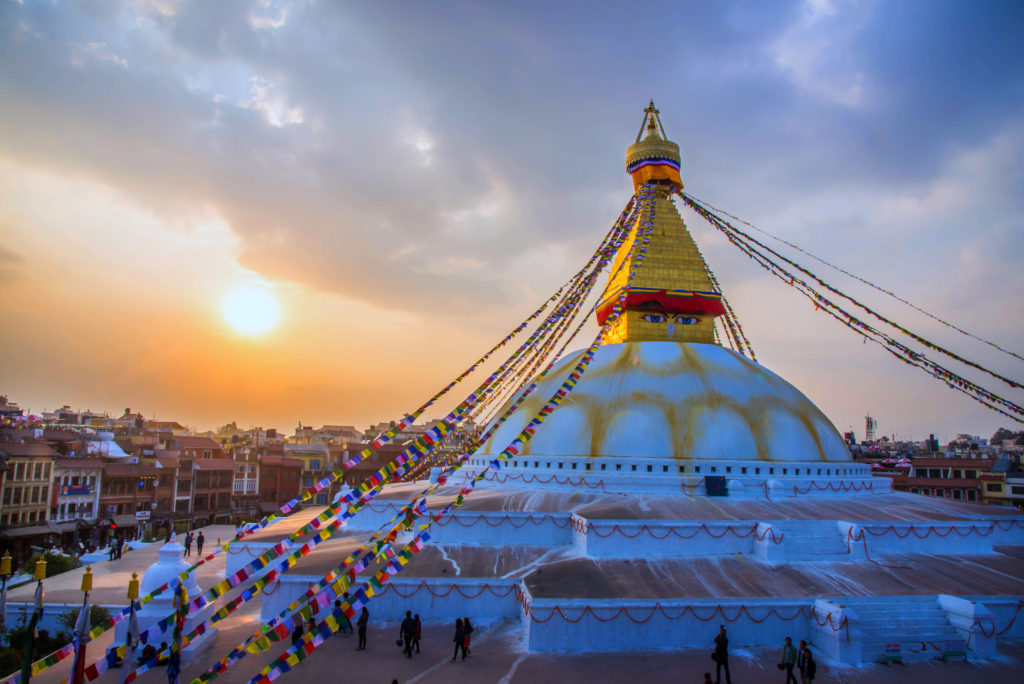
[19, 557, 46, 684]
[71, 566, 93, 684]
[118, 573, 141, 684]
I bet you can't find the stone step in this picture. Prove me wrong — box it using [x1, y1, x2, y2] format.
[851, 606, 937, 618]
[844, 595, 939, 604]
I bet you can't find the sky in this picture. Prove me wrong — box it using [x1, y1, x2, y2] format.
[1, 0, 1022, 441]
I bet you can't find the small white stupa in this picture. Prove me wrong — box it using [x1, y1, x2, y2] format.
[115, 539, 216, 658]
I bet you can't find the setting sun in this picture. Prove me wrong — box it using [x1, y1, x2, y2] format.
[222, 286, 280, 335]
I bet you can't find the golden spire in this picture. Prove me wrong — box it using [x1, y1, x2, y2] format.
[625, 100, 682, 191]
[598, 103, 725, 346]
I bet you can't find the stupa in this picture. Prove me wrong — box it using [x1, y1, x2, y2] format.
[235, 103, 1024, 667]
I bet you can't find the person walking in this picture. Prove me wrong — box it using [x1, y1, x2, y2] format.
[183, 531, 193, 558]
[797, 640, 808, 681]
[780, 636, 798, 684]
[452, 618, 466, 661]
[462, 617, 474, 657]
[712, 625, 731, 684]
[413, 613, 422, 654]
[356, 607, 369, 650]
[196, 530, 205, 555]
[400, 611, 416, 658]
[801, 648, 817, 683]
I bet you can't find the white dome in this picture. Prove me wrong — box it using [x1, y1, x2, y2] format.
[139, 542, 201, 598]
[476, 342, 850, 463]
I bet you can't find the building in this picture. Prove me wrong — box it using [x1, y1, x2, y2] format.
[284, 444, 338, 505]
[0, 441, 58, 530]
[153, 449, 182, 523]
[191, 459, 234, 525]
[99, 461, 158, 537]
[257, 454, 303, 513]
[887, 456, 994, 503]
[52, 457, 103, 526]
[231, 447, 261, 518]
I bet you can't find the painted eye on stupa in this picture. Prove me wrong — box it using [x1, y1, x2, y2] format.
[675, 316, 699, 325]
[642, 314, 666, 323]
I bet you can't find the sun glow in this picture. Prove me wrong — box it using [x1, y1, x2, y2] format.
[222, 286, 280, 335]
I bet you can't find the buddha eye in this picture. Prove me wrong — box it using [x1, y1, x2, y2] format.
[675, 316, 699, 325]
[642, 314, 665, 323]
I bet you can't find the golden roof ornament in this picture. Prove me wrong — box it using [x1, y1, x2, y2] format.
[625, 100, 682, 190]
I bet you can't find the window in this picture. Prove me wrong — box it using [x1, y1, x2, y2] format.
[234, 482, 244, 492]
[14, 462, 23, 479]
[571, 462, 577, 470]
[42, 463, 50, 478]
[755, 468, 760, 475]
[711, 467, 717, 473]
[966, 470, 977, 479]
[203, 450, 212, 458]
[558, 462, 563, 469]
[616, 464, 621, 471]
[726, 466, 732, 474]
[586, 463, 592, 471]
[646, 465, 652, 473]
[315, 493, 328, 505]
[601, 463, 607, 471]
[987, 483, 1002, 493]
[678, 466, 684, 473]
[662, 465, 668, 472]
[246, 481, 256, 492]
[534, 461, 539, 468]
[309, 459, 320, 471]
[695, 466, 701, 473]
[1, 488, 9, 504]
[1011, 486, 1024, 496]
[631, 465, 637, 472]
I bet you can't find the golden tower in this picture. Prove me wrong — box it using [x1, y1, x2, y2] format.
[598, 101, 725, 345]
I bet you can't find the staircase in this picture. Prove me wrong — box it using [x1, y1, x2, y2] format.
[847, 596, 961, 663]
[756, 521, 850, 561]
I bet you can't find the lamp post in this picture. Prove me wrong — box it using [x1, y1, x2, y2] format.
[19, 557, 46, 683]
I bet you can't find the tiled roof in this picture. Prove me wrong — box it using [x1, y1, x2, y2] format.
[193, 458, 234, 471]
[0, 442, 61, 458]
[54, 458, 103, 469]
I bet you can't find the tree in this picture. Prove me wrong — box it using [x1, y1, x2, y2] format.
[27, 551, 80, 579]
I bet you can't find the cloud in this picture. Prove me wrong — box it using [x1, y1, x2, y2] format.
[70, 41, 128, 69]
[1, 0, 1022, 433]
